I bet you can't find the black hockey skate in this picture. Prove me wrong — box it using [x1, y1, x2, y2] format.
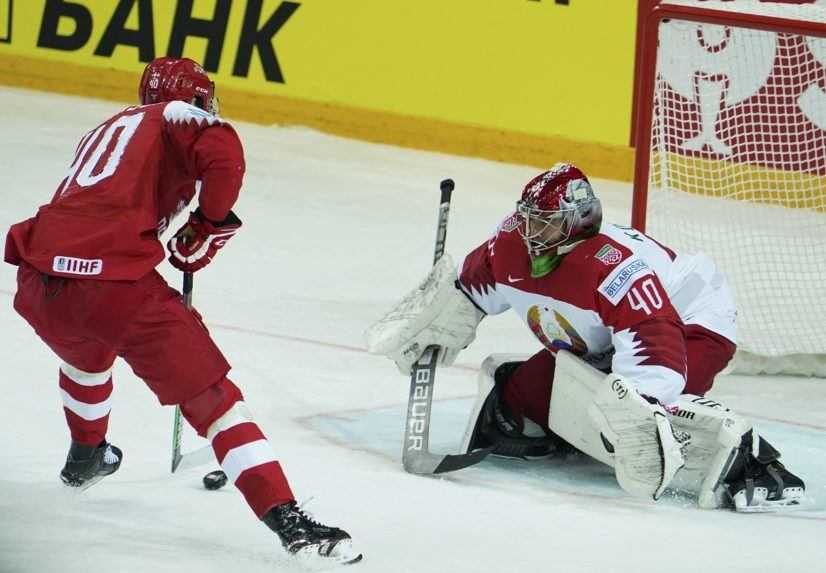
[60, 441, 122, 491]
[723, 431, 805, 512]
[263, 501, 362, 567]
[466, 362, 569, 460]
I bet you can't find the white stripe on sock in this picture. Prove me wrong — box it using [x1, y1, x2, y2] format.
[60, 389, 111, 421]
[206, 401, 253, 440]
[220, 439, 278, 483]
[60, 363, 112, 387]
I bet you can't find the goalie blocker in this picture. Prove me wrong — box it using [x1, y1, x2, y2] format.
[462, 351, 805, 512]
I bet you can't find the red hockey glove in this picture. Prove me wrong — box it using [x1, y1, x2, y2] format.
[167, 208, 242, 273]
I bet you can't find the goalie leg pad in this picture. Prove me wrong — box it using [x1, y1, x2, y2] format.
[589, 374, 686, 500]
[548, 350, 614, 466]
[666, 396, 805, 512]
[550, 353, 805, 510]
[665, 395, 752, 508]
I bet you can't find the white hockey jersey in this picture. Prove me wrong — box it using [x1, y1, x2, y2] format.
[457, 216, 736, 405]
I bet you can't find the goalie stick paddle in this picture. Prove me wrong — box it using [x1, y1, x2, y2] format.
[402, 179, 493, 475]
[170, 272, 193, 473]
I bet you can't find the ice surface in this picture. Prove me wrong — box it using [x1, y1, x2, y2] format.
[1, 87, 824, 573]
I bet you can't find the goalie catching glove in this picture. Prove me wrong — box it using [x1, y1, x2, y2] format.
[365, 254, 485, 374]
[168, 207, 242, 273]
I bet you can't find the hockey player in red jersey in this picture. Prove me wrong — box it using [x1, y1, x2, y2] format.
[367, 162, 804, 512]
[4, 57, 361, 566]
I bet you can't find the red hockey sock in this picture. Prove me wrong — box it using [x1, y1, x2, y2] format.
[59, 363, 113, 446]
[181, 378, 295, 517]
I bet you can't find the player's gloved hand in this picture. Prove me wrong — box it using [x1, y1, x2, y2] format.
[167, 208, 242, 273]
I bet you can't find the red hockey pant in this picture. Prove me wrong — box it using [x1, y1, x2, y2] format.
[503, 324, 737, 432]
[13, 263, 293, 517]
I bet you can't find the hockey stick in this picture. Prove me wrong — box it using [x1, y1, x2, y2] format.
[402, 179, 493, 475]
[170, 275, 223, 475]
[170, 271, 193, 473]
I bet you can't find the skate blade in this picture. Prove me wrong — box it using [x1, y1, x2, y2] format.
[61, 473, 106, 493]
[292, 539, 363, 570]
[61, 466, 118, 493]
[733, 488, 806, 513]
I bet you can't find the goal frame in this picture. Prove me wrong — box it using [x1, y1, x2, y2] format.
[632, 0, 826, 231]
[631, 1, 826, 375]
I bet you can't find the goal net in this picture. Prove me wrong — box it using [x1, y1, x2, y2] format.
[633, 0, 826, 375]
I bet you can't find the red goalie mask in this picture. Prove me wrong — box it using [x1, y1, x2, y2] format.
[138, 57, 218, 114]
[516, 163, 603, 256]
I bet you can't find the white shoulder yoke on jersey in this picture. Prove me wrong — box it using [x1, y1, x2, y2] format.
[163, 100, 226, 127]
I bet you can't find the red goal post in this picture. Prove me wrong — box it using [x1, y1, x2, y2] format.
[632, 1, 826, 376]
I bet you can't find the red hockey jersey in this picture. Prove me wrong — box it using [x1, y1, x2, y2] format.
[458, 214, 737, 405]
[4, 101, 244, 280]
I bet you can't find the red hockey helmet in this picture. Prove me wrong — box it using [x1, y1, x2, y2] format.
[138, 57, 217, 114]
[516, 162, 602, 256]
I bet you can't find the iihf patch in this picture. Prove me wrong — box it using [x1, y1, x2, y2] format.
[53, 256, 103, 276]
[595, 244, 623, 265]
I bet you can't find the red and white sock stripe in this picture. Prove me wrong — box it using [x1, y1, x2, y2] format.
[207, 401, 295, 517]
[59, 363, 113, 445]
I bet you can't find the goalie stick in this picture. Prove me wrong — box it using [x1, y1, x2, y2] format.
[402, 179, 493, 474]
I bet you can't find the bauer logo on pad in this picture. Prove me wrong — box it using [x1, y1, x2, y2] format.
[53, 256, 103, 276]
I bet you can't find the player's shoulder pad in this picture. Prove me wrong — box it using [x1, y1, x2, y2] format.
[162, 100, 228, 128]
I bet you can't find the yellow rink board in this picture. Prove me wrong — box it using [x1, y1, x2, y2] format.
[0, 0, 637, 181]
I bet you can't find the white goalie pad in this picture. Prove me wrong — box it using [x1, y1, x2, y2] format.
[665, 395, 753, 509]
[667, 398, 806, 512]
[589, 374, 686, 500]
[548, 351, 614, 466]
[364, 254, 484, 374]
[549, 351, 769, 507]
[551, 351, 685, 500]
[460, 352, 798, 510]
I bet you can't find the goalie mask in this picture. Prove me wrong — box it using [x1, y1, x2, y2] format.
[516, 163, 602, 275]
[138, 57, 219, 115]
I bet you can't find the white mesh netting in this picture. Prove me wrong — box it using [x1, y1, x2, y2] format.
[644, 0, 826, 375]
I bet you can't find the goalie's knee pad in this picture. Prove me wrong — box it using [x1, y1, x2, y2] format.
[461, 355, 566, 460]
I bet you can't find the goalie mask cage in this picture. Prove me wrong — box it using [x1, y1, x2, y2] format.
[633, 0, 826, 376]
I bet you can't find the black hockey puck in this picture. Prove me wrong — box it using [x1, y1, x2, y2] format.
[203, 470, 228, 490]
